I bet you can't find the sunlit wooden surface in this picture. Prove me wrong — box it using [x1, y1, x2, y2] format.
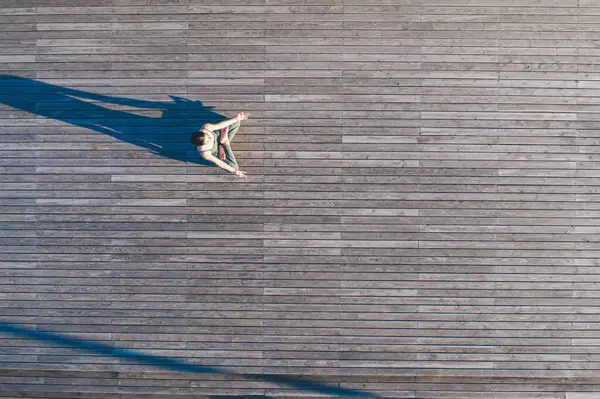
[1, 0, 599, 398]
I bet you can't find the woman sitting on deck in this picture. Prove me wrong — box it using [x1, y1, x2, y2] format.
[191, 111, 249, 179]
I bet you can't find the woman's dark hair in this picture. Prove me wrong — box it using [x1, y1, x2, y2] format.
[190, 131, 205, 146]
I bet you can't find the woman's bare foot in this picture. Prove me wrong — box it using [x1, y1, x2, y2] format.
[219, 126, 230, 145]
[218, 145, 226, 160]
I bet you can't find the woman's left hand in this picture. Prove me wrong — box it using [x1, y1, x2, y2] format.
[236, 111, 249, 122]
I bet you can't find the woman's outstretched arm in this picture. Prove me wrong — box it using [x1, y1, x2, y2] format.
[206, 112, 249, 130]
[201, 152, 247, 178]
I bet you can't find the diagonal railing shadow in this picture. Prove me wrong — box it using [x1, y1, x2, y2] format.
[0, 74, 224, 165]
[0, 323, 382, 398]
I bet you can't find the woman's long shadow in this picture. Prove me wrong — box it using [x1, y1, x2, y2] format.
[0, 74, 225, 166]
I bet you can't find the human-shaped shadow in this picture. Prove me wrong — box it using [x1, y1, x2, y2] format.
[0, 74, 225, 165]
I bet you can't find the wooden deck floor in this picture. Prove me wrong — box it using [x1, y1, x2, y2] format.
[2, 0, 600, 398]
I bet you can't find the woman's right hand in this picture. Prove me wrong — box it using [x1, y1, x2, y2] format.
[234, 169, 247, 179]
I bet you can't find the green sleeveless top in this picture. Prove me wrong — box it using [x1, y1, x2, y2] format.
[200, 126, 219, 158]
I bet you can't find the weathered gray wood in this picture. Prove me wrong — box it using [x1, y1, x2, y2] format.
[1, 0, 599, 397]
